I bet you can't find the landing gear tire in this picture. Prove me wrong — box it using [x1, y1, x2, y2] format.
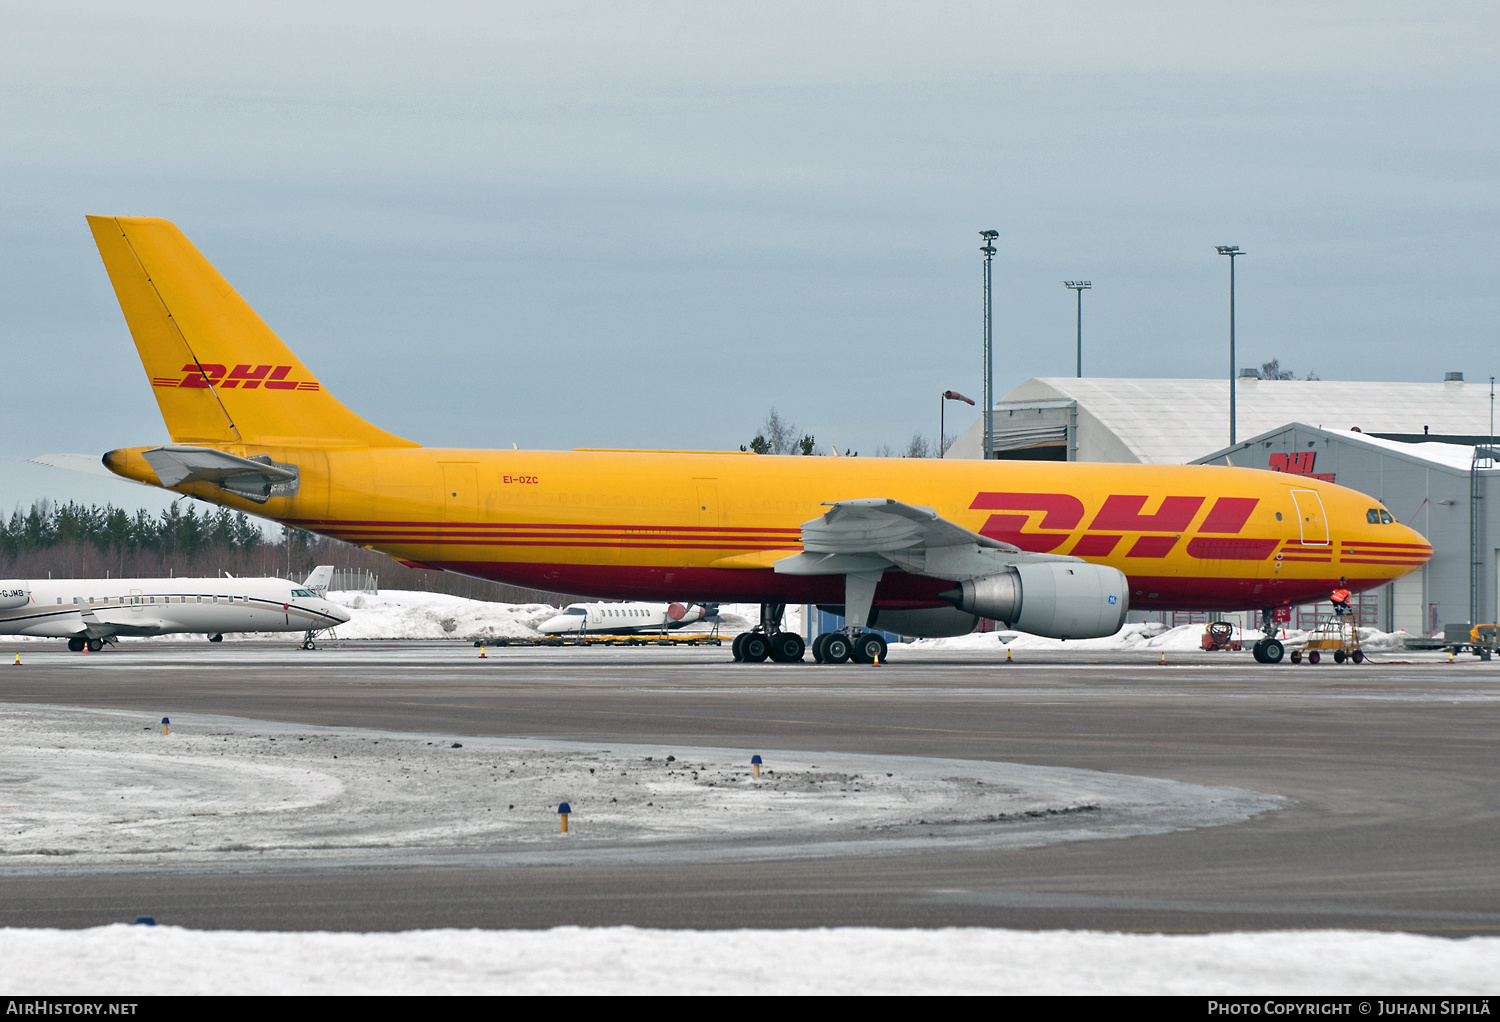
[208, 633, 223, 643]
[67, 637, 85, 652]
[731, 633, 747, 662]
[1251, 639, 1266, 663]
[822, 633, 852, 664]
[769, 632, 805, 663]
[741, 633, 771, 663]
[86, 638, 103, 653]
[849, 632, 887, 665]
[1261, 638, 1284, 664]
[812, 634, 828, 663]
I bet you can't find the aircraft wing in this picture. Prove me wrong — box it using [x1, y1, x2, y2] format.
[775, 497, 1077, 581]
[141, 446, 300, 503]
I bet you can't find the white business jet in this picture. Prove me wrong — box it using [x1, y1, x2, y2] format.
[537, 601, 715, 636]
[0, 566, 351, 652]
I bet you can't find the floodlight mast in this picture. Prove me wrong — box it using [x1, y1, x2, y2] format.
[1216, 245, 1244, 446]
[1064, 281, 1092, 377]
[981, 230, 999, 459]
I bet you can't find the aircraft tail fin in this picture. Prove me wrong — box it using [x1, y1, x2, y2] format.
[302, 565, 334, 593]
[87, 216, 417, 450]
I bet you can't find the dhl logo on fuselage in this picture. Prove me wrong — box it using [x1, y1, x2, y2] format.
[150, 364, 321, 392]
[976, 491, 1294, 561]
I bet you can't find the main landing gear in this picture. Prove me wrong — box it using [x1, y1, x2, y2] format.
[729, 601, 889, 666]
[66, 637, 108, 653]
[1250, 607, 1286, 664]
[731, 604, 807, 663]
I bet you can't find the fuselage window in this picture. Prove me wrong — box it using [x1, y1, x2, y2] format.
[196, 596, 202, 603]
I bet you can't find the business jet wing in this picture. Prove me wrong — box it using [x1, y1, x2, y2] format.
[774, 497, 1077, 581]
[140, 446, 299, 503]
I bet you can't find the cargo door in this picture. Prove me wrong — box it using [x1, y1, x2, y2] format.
[1290, 489, 1328, 545]
[440, 463, 480, 523]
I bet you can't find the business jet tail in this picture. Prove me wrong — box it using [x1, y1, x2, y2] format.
[86, 216, 417, 451]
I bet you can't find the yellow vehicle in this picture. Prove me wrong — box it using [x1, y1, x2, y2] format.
[83, 216, 1434, 665]
[1291, 616, 1364, 665]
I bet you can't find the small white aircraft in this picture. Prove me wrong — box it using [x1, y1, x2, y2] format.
[537, 601, 715, 636]
[0, 566, 351, 652]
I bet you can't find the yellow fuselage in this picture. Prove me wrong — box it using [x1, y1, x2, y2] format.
[105, 444, 1430, 611]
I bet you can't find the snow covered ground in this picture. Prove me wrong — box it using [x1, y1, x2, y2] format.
[5, 924, 1496, 994]
[0, 705, 1282, 874]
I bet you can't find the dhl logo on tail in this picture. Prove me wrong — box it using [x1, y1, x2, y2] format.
[151, 363, 320, 391]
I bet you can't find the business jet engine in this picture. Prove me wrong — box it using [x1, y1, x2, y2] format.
[941, 562, 1128, 640]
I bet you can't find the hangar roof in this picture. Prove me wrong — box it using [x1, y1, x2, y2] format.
[1198, 421, 1489, 473]
[960, 377, 1497, 465]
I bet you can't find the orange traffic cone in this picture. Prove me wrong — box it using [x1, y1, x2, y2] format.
[479, 645, 487, 659]
[1004, 648, 1012, 664]
[1159, 650, 1166, 666]
[12, 652, 19, 666]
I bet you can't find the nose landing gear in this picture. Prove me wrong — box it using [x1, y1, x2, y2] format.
[1251, 607, 1286, 664]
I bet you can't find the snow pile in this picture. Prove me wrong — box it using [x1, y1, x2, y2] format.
[322, 589, 556, 641]
[0, 705, 1281, 871]
[897, 621, 1413, 654]
[5, 924, 1496, 995]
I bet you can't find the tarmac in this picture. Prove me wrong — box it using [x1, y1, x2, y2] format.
[0, 639, 1496, 934]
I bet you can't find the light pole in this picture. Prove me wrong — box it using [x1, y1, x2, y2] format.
[981, 230, 998, 459]
[1216, 245, 1244, 446]
[940, 390, 975, 458]
[1063, 281, 1091, 377]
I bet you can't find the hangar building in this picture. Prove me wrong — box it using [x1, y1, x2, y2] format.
[948, 374, 1494, 465]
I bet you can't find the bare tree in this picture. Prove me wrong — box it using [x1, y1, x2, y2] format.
[874, 444, 895, 458]
[905, 432, 932, 458]
[743, 408, 817, 454]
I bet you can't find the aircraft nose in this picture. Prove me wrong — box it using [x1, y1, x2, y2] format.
[327, 601, 353, 624]
[1398, 522, 1433, 564]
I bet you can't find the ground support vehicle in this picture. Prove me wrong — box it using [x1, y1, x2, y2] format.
[1442, 623, 1500, 661]
[1291, 615, 1364, 665]
[1201, 622, 1243, 652]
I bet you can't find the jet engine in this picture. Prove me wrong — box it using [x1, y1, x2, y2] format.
[942, 562, 1128, 639]
[0, 585, 31, 610]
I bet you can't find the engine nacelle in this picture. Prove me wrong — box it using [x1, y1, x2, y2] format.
[869, 605, 980, 638]
[943, 562, 1128, 639]
[0, 584, 31, 610]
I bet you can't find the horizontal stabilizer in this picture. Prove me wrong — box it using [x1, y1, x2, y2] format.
[142, 446, 299, 503]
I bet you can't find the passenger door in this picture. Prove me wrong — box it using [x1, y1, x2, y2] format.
[1290, 490, 1328, 545]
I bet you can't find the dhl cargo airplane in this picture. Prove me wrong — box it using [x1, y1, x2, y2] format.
[83, 216, 1431, 665]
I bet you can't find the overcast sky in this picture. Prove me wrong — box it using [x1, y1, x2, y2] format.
[2, 1, 1497, 516]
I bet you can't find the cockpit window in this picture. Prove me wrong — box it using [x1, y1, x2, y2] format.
[1367, 509, 1395, 525]
[1380, 509, 1393, 524]
[290, 589, 315, 597]
[563, 607, 586, 616]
